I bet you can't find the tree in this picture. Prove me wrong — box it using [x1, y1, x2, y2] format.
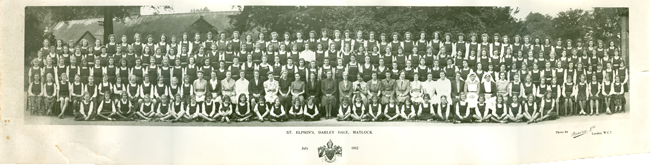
[552, 8, 590, 41]
[523, 12, 553, 39]
[191, 7, 211, 13]
[228, 6, 521, 41]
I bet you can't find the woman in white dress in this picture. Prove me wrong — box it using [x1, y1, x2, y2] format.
[410, 74, 424, 104]
[422, 73, 437, 104]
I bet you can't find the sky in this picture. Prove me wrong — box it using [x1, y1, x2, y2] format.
[140, 3, 599, 20]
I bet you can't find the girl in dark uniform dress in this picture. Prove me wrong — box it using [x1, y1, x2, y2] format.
[534, 51, 546, 70]
[401, 32, 414, 55]
[382, 47, 394, 69]
[106, 35, 118, 56]
[390, 62, 400, 80]
[491, 95, 508, 123]
[565, 62, 575, 83]
[612, 50, 623, 70]
[75, 93, 95, 121]
[416, 58, 430, 82]
[389, 32, 401, 55]
[382, 97, 400, 121]
[350, 96, 367, 121]
[202, 95, 219, 120]
[262, 44, 275, 65]
[538, 92, 558, 121]
[394, 47, 407, 70]
[611, 76, 625, 113]
[289, 45, 301, 64]
[268, 32, 281, 53]
[379, 33, 389, 56]
[431, 31, 442, 56]
[131, 34, 144, 56]
[199, 58, 211, 81]
[250, 43, 264, 65]
[43, 74, 58, 115]
[308, 30, 318, 51]
[542, 38, 553, 59]
[617, 62, 629, 93]
[554, 61, 566, 85]
[460, 61, 472, 81]
[141, 46, 154, 67]
[523, 95, 539, 123]
[401, 98, 417, 121]
[325, 43, 339, 67]
[252, 97, 270, 121]
[553, 39, 564, 60]
[346, 56, 360, 82]
[522, 36, 532, 56]
[89, 58, 104, 85]
[170, 94, 186, 122]
[142, 36, 155, 57]
[490, 33, 503, 57]
[562, 75, 577, 116]
[233, 94, 252, 122]
[125, 75, 139, 103]
[155, 96, 175, 121]
[453, 93, 472, 123]
[243, 55, 256, 81]
[512, 35, 522, 55]
[294, 32, 306, 52]
[315, 43, 326, 67]
[455, 33, 468, 58]
[203, 32, 215, 53]
[355, 46, 367, 64]
[303, 96, 320, 121]
[28, 73, 43, 115]
[415, 31, 428, 56]
[244, 34, 255, 53]
[339, 44, 353, 66]
[271, 56, 283, 81]
[466, 50, 478, 71]
[69, 76, 83, 113]
[146, 58, 159, 86]
[444, 59, 457, 80]
[375, 59, 388, 80]
[329, 30, 342, 52]
[601, 75, 613, 114]
[268, 98, 288, 122]
[604, 63, 615, 86]
[231, 31, 242, 53]
[54, 39, 64, 55]
[366, 95, 382, 121]
[97, 91, 116, 121]
[257, 57, 271, 82]
[506, 96, 523, 122]
[606, 41, 617, 58]
[443, 33, 454, 56]
[114, 91, 134, 121]
[319, 30, 331, 51]
[436, 96, 452, 122]
[588, 75, 601, 115]
[416, 94, 435, 121]
[473, 95, 492, 123]
[297, 59, 308, 82]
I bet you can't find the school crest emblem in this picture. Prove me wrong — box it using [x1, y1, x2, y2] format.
[318, 139, 342, 163]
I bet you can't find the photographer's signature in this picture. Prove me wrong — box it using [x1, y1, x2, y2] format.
[572, 126, 596, 138]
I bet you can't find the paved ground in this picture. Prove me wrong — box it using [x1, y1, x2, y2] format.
[23, 94, 629, 127]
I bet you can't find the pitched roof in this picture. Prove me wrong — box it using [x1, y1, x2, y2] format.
[51, 11, 237, 44]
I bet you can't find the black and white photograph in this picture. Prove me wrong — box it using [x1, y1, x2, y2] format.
[2, 0, 649, 164]
[22, 5, 631, 126]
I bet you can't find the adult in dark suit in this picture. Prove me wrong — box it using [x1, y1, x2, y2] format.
[248, 71, 265, 102]
[450, 72, 465, 103]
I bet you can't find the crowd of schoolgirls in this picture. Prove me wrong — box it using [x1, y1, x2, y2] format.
[26, 28, 628, 124]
